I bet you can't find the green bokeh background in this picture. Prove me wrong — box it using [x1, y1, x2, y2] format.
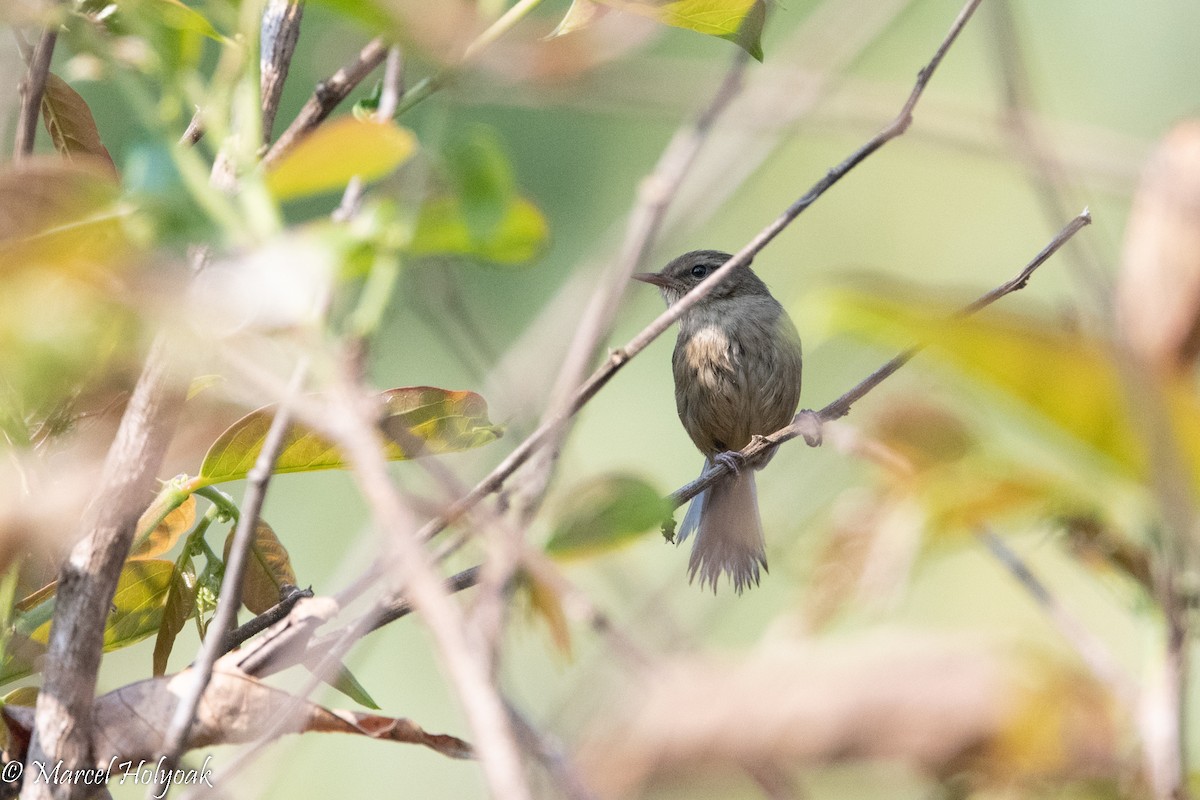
[6, 0, 1200, 796]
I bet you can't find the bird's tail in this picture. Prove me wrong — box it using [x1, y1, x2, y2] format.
[676, 461, 766, 594]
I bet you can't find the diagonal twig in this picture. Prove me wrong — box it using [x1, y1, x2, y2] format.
[978, 526, 1137, 706]
[153, 357, 309, 790]
[261, 36, 390, 170]
[260, 0, 306, 145]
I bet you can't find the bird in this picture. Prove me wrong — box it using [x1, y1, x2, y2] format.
[634, 250, 803, 593]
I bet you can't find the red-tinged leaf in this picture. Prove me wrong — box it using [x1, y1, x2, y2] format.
[132, 492, 196, 559]
[1, 668, 472, 764]
[266, 117, 417, 200]
[40, 73, 117, 175]
[196, 387, 501, 486]
[223, 520, 297, 614]
[153, 559, 199, 676]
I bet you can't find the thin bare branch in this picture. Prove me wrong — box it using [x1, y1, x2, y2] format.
[322, 384, 532, 800]
[260, 0, 306, 145]
[153, 358, 308, 790]
[261, 36, 389, 170]
[222, 584, 313, 652]
[23, 337, 183, 800]
[333, 46, 404, 222]
[668, 209, 1093, 511]
[13, 23, 57, 160]
[507, 700, 597, 800]
[977, 527, 1137, 706]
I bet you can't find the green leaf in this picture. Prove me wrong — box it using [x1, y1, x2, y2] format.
[9, 558, 179, 662]
[443, 125, 516, 241]
[406, 126, 548, 265]
[409, 195, 548, 265]
[223, 520, 297, 614]
[311, 661, 381, 709]
[39, 74, 117, 175]
[546, 474, 671, 558]
[149, 0, 225, 40]
[266, 117, 417, 201]
[298, 0, 393, 31]
[152, 558, 198, 676]
[104, 559, 176, 651]
[197, 387, 502, 486]
[594, 0, 766, 59]
[829, 287, 1200, 492]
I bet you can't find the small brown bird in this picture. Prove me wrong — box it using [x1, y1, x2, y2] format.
[635, 250, 803, 593]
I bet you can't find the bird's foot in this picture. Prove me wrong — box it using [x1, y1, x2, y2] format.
[796, 409, 823, 447]
[712, 449, 746, 476]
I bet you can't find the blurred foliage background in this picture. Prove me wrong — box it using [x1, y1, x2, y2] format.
[4, 0, 1200, 797]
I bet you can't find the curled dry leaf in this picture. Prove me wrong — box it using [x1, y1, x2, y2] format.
[39, 73, 118, 176]
[222, 519, 297, 614]
[131, 491, 196, 559]
[578, 632, 1117, 797]
[1, 667, 471, 765]
[1117, 119, 1200, 373]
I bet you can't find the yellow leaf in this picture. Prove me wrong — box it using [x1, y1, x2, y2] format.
[131, 492, 196, 559]
[830, 287, 1200, 493]
[266, 117, 417, 201]
[521, 568, 572, 658]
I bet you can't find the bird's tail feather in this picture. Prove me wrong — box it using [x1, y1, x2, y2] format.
[677, 461, 766, 594]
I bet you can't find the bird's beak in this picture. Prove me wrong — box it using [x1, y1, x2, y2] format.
[633, 272, 672, 289]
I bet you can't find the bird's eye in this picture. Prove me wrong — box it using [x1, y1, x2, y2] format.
[690, 264, 708, 279]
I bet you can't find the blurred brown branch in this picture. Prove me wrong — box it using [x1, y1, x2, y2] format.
[24, 337, 184, 800]
[579, 632, 1119, 798]
[154, 359, 309, 785]
[13, 18, 57, 160]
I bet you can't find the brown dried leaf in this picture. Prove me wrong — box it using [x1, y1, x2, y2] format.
[1, 667, 471, 764]
[152, 560, 198, 676]
[223, 520, 296, 614]
[521, 568, 572, 657]
[40, 73, 117, 175]
[1117, 119, 1200, 372]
